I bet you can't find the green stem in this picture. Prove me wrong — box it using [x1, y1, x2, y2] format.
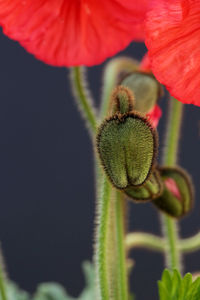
[95, 176, 111, 300]
[70, 66, 97, 134]
[161, 98, 183, 271]
[180, 233, 200, 253]
[115, 191, 128, 300]
[126, 232, 165, 253]
[0, 252, 7, 300]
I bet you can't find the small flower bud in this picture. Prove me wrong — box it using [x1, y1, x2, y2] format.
[124, 171, 163, 202]
[109, 85, 135, 115]
[120, 72, 162, 114]
[96, 112, 158, 189]
[153, 167, 194, 218]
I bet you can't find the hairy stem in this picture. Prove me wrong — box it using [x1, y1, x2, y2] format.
[115, 191, 129, 300]
[70, 66, 97, 134]
[161, 98, 183, 271]
[95, 176, 112, 300]
[126, 232, 165, 252]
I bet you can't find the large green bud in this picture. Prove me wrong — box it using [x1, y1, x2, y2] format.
[124, 171, 163, 202]
[120, 72, 162, 114]
[153, 167, 194, 218]
[96, 86, 158, 189]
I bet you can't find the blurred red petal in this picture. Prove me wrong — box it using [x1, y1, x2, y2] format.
[145, 0, 200, 106]
[146, 104, 162, 128]
[140, 52, 151, 72]
[0, 0, 151, 67]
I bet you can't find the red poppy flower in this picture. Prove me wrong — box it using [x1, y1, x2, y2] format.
[0, 0, 151, 67]
[145, 0, 200, 106]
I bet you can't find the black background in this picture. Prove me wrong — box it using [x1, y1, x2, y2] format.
[0, 30, 200, 300]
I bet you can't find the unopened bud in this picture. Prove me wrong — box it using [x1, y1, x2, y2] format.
[109, 86, 135, 115]
[124, 171, 163, 202]
[153, 167, 194, 218]
[96, 112, 158, 189]
[120, 72, 162, 114]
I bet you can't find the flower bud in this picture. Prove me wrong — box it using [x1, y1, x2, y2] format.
[124, 171, 163, 202]
[109, 85, 135, 115]
[120, 72, 162, 114]
[96, 112, 158, 189]
[153, 167, 194, 218]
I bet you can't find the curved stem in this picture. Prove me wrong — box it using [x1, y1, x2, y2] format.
[70, 66, 97, 134]
[180, 233, 200, 253]
[126, 232, 165, 253]
[115, 191, 129, 300]
[100, 57, 138, 119]
[161, 98, 183, 271]
[0, 252, 7, 300]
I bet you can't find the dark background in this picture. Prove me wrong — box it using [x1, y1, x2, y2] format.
[0, 30, 200, 300]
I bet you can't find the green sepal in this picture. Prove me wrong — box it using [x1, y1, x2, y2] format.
[153, 166, 194, 218]
[97, 112, 158, 189]
[124, 171, 163, 202]
[120, 72, 162, 114]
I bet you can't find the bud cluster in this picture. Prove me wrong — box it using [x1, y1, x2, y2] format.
[96, 72, 194, 219]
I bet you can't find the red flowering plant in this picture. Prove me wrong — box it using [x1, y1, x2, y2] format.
[0, 1, 200, 299]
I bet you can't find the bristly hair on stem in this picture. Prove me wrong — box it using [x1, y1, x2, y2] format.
[69, 66, 97, 135]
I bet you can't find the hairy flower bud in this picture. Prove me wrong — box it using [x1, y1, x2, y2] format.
[153, 167, 194, 218]
[120, 72, 162, 114]
[124, 171, 163, 202]
[108, 85, 135, 115]
[96, 112, 158, 189]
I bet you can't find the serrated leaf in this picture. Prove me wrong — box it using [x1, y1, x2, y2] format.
[188, 277, 200, 300]
[178, 273, 192, 300]
[161, 269, 172, 292]
[33, 283, 72, 300]
[159, 269, 200, 300]
[33, 261, 94, 300]
[158, 281, 170, 300]
[171, 270, 181, 299]
[0, 281, 30, 300]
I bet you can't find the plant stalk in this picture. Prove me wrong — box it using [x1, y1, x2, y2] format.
[161, 98, 183, 271]
[115, 190, 129, 300]
[0, 251, 7, 300]
[95, 176, 112, 300]
[70, 66, 97, 134]
[126, 232, 165, 252]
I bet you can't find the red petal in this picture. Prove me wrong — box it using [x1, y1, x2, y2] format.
[145, 0, 200, 106]
[140, 52, 151, 72]
[0, 0, 151, 67]
[165, 178, 181, 201]
[146, 104, 162, 128]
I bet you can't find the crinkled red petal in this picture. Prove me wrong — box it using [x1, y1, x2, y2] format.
[0, 0, 151, 66]
[145, 0, 200, 106]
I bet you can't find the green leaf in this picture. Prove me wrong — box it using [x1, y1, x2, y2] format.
[159, 269, 200, 300]
[0, 281, 30, 300]
[33, 261, 94, 300]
